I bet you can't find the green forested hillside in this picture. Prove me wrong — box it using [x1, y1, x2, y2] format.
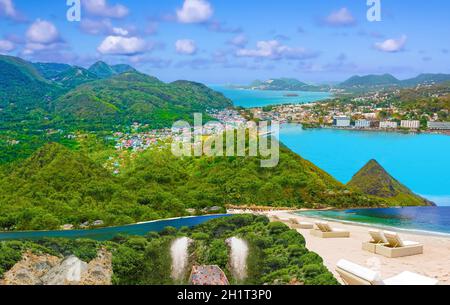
[0, 55, 63, 110]
[339, 74, 400, 89]
[0, 55, 231, 128]
[33, 62, 72, 80]
[88, 61, 117, 78]
[239, 78, 329, 91]
[52, 66, 99, 88]
[338, 73, 450, 91]
[53, 72, 232, 127]
[124, 143, 385, 210]
[401, 73, 450, 87]
[0, 143, 134, 230]
[0, 215, 338, 285]
[110, 64, 137, 74]
[0, 142, 388, 231]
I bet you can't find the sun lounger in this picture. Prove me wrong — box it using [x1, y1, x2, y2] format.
[362, 230, 388, 253]
[310, 221, 350, 238]
[376, 231, 423, 258]
[336, 259, 438, 285]
[289, 218, 313, 229]
[382, 271, 438, 285]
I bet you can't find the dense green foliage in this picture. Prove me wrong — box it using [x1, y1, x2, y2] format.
[0, 215, 339, 285]
[0, 55, 232, 163]
[0, 238, 100, 277]
[87, 61, 136, 79]
[400, 73, 450, 87]
[110, 215, 339, 285]
[0, 55, 231, 129]
[52, 67, 100, 88]
[33, 62, 72, 79]
[53, 73, 232, 127]
[339, 74, 401, 90]
[347, 159, 433, 206]
[124, 143, 386, 211]
[0, 143, 172, 230]
[0, 55, 63, 110]
[0, 141, 388, 231]
[187, 215, 338, 285]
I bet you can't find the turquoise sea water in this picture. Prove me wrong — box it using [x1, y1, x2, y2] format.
[210, 85, 331, 108]
[278, 124, 450, 206]
[0, 215, 230, 241]
[298, 207, 450, 235]
[210, 86, 450, 207]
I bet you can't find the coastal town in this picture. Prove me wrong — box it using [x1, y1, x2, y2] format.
[77, 101, 450, 176]
[250, 101, 450, 133]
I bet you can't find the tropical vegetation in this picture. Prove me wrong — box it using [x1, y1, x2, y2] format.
[0, 215, 339, 285]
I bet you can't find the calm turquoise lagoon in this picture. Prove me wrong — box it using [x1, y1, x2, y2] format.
[297, 207, 450, 235]
[210, 85, 331, 108]
[0, 215, 231, 241]
[278, 124, 450, 206]
[211, 86, 450, 207]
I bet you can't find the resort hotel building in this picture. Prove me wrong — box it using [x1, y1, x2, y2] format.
[333, 116, 351, 127]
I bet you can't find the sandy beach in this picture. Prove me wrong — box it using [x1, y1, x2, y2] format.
[231, 209, 450, 285]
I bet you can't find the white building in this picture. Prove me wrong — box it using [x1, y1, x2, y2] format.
[355, 119, 371, 128]
[380, 121, 398, 129]
[333, 116, 351, 127]
[428, 121, 450, 130]
[401, 120, 420, 129]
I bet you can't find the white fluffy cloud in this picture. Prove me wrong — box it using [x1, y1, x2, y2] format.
[176, 0, 213, 24]
[112, 27, 129, 36]
[323, 8, 356, 27]
[82, 0, 129, 18]
[0, 0, 17, 17]
[80, 19, 113, 35]
[0, 39, 15, 53]
[374, 35, 407, 53]
[236, 40, 317, 60]
[228, 34, 248, 47]
[80, 19, 131, 37]
[97, 35, 147, 55]
[175, 39, 197, 55]
[23, 19, 62, 55]
[26, 19, 60, 44]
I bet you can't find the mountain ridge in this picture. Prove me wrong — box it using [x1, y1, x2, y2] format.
[0, 55, 232, 128]
[235, 78, 331, 92]
[339, 73, 450, 90]
[347, 159, 434, 206]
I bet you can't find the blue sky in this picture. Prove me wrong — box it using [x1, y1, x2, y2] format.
[0, 0, 449, 84]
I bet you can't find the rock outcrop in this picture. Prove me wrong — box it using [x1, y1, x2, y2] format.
[0, 252, 62, 285]
[0, 248, 112, 285]
[40, 255, 88, 285]
[80, 248, 113, 285]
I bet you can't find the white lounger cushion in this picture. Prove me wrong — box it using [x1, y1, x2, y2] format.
[382, 271, 439, 286]
[337, 259, 382, 284]
[299, 222, 312, 226]
[384, 231, 420, 248]
[332, 228, 347, 233]
[402, 240, 421, 246]
[369, 229, 387, 244]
